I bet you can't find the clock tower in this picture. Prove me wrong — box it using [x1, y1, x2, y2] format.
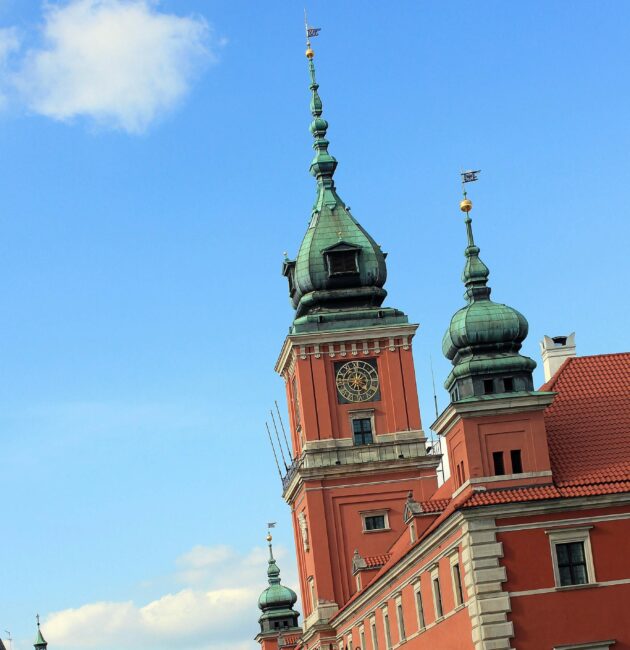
[275, 41, 440, 648]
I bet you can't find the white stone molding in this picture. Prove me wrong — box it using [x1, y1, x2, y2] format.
[298, 511, 310, 552]
[546, 526, 596, 588]
[461, 516, 513, 650]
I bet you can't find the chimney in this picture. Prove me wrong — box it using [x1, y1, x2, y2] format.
[540, 332, 576, 382]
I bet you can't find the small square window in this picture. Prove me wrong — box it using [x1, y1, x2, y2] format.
[483, 379, 494, 395]
[327, 250, 359, 276]
[510, 449, 523, 474]
[492, 451, 505, 476]
[352, 418, 374, 445]
[503, 377, 514, 392]
[364, 514, 386, 531]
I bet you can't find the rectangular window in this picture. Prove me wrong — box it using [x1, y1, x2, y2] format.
[364, 514, 386, 531]
[556, 542, 589, 586]
[492, 451, 505, 476]
[347, 636, 353, 650]
[370, 619, 379, 650]
[503, 377, 514, 392]
[327, 250, 359, 276]
[359, 627, 366, 650]
[396, 601, 406, 642]
[510, 449, 523, 474]
[547, 527, 596, 589]
[452, 562, 464, 606]
[415, 585, 425, 630]
[352, 417, 374, 445]
[432, 573, 443, 619]
[483, 379, 494, 394]
[308, 577, 316, 613]
[382, 609, 392, 650]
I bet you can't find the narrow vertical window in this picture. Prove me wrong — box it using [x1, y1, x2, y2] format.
[492, 451, 505, 476]
[510, 449, 523, 473]
[382, 609, 392, 650]
[452, 562, 464, 607]
[308, 577, 316, 613]
[483, 379, 494, 394]
[396, 600, 406, 642]
[503, 377, 514, 392]
[415, 585, 425, 630]
[370, 619, 379, 650]
[347, 635, 353, 650]
[359, 627, 366, 650]
[432, 572, 443, 619]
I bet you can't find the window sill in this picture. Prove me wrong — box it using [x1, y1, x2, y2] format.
[363, 528, 392, 534]
[555, 582, 599, 592]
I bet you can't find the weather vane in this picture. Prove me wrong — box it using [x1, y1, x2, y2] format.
[460, 169, 480, 213]
[304, 9, 321, 52]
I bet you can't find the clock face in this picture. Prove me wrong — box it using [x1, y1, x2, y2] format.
[335, 359, 380, 403]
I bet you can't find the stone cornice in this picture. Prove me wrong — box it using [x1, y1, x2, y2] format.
[431, 391, 556, 437]
[275, 323, 419, 375]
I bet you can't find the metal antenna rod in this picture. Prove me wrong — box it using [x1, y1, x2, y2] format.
[270, 410, 289, 469]
[275, 400, 293, 461]
[430, 354, 439, 421]
[265, 422, 283, 480]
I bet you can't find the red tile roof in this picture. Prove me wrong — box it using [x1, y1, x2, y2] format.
[418, 497, 450, 513]
[541, 353, 630, 487]
[364, 553, 391, 568]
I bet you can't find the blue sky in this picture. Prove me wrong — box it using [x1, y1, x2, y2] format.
[0, 1, 628, 649]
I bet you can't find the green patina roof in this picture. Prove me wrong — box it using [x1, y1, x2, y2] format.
[282, 49, 407, 334]
[257, 543, 298, 615]
[34, 625, 47, 649]
[442, 212, 536, 387]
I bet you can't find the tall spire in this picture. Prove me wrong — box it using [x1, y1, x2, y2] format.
[281, 25, 408, 333]
[34, 615, 47, 650]
[460, 195, 490, 302]
[305, 44, 338, 195]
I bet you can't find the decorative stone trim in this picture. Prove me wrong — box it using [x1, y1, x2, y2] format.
[461, 516, 513, 650]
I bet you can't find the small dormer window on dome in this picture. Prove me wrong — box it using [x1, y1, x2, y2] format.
[323, 241, 361, 277]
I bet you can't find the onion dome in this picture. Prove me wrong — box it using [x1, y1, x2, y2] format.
[257, 535, 300, 633]
[442, 204, 536, 401]
[282, 45, 407, 334]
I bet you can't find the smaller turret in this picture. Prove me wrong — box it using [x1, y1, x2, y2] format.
[442, 192, 536, 401]
[34, 615, 48, 650]
[257, 534, 300, 635]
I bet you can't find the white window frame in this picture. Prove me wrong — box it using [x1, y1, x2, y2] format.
[370, 616, 379, 650]
[546, 526, 596, 588]
[361, 509, 390, 533]
[348, 408, 376, 443]
[450, 552, 464, 607]
[308, 576, 317, 612]
[414, 580, 425, 631]
[347, 633, 354, 650]
[395, 594, 406, 643]
[431, 566, 443, 620]
[359, 625, 366, 650]
[381, 605, 392, 650]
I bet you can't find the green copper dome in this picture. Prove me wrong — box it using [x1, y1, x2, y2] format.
[282, 48, 407, 334]
[442, 210, 536, 400]
[257, 540, 300, 633]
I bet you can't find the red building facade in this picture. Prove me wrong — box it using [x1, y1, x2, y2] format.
[256, 41, 630, 650]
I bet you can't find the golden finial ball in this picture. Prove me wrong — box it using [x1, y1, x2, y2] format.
[266, 533, 273, 542]
[306, 47, 314, 59]
[460, 198, 473, 213]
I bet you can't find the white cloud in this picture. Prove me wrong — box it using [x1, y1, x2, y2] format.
[15, 0, 216, 133]
[42, 544, 298, 650]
